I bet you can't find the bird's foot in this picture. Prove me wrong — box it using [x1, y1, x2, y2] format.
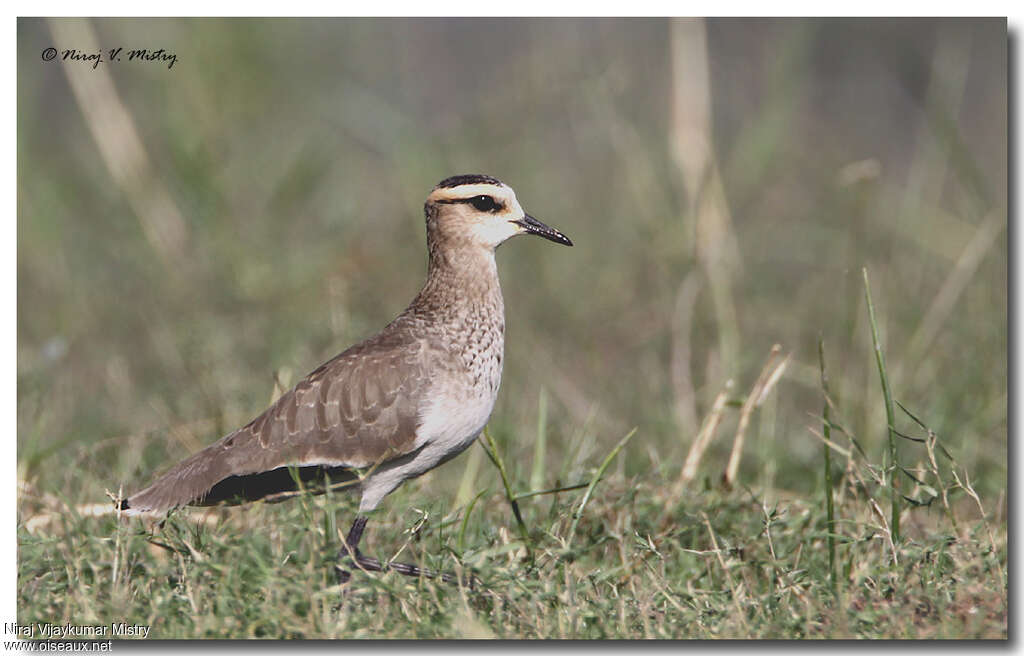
[335, 548, 473, 587]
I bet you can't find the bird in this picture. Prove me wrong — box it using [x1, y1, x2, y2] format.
[119, 173, 572, 582]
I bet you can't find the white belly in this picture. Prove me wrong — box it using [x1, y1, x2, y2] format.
[414, 385, 496, 455]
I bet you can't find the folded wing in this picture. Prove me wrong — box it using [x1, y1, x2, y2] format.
[122, 329, 432, 514]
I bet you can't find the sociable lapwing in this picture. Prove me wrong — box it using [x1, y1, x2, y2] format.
[120, 174, 572, 581]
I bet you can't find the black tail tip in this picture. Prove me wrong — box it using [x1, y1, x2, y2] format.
[118, 498, 130, 511]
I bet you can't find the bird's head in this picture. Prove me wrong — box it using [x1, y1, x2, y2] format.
[424, 174, 573, 251]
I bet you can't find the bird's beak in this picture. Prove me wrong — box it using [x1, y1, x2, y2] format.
[514, 213, 573, 247]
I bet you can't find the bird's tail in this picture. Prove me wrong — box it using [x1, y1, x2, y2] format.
[120, 440, 232, 516]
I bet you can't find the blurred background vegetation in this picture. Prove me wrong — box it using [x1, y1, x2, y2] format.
[18, 18, 1006, 519]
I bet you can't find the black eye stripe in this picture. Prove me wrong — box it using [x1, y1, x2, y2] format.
[436, 195, 504, 212]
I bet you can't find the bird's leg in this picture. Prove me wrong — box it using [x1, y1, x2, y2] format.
[334, 515, 467, 586]
[336, 515, 379, 583]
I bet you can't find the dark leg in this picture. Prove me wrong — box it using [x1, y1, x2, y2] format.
[335, 516, 371, 583]
[335, 515, 467, 585]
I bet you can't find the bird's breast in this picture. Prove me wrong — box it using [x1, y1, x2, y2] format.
[413, 307, 504, 456]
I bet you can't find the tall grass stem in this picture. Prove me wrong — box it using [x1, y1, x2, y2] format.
[862, 267, 900, 544]
[818, 338, 837, 595]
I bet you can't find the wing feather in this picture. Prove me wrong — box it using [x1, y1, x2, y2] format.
[122, 323, 434, 514]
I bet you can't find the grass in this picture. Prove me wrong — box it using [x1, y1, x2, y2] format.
[16, 18, 1006, 640]
[17, 323, 1006, 638]
[17, 442, 1006, 638]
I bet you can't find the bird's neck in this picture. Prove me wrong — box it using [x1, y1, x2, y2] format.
[413, 242, 505, 326]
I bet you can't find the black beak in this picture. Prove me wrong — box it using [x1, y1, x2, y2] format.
[514, 213, 573, 247]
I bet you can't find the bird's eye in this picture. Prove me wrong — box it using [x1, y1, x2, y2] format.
[469, 195, 501, 212]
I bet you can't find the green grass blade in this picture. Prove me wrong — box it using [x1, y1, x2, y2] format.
[530, 387, 548, 492]
[457, 489, 488, 554]
[818, 337, 837, 595]
[567, 427, 638, 549]
[480, 427, 532, 553]
[863, 267, 901, 544]
[513, 482, 589, 501]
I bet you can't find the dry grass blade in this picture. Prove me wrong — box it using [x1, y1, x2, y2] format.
[46, 18, 189, 265]
[670, 272, 702, 436]
[724, 344, 790, 488]
[701, 512, 749, 632]
[21, 483, 224, 534]
[951, 468, 1005, 582]
[866, 497, 898, 566]
[908, 211, 1005, 371]
[806, 427, 852, 459]
[676, 381, 733, 489]
[893, 401, 961, 531]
